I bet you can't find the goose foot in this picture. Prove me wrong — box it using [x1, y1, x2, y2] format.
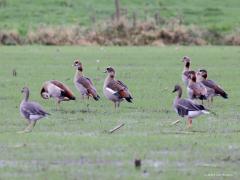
[56, 101, 61, 111]
[17, 121, 36, 134]
[187, 118, 192, 129]
[17, 129, 32, 134]
[86, 103, 90, 112]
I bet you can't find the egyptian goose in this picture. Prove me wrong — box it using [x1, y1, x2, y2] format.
[19, 87, 50, 133]
[103, 67, 133, 108]
[172, 85, 209, 128]
[198, 69, 228, 102]
[73, 60, 100, 101]
[187, 71, 207, 101]
[182, 56, 191, 86]
[40, 80, 75, 108]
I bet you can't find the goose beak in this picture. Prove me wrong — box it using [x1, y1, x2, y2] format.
[172, 89, 177, 93]
[104, 70, 107, 73]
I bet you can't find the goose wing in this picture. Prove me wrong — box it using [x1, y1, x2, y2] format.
[107, 80, 132, 101]
[50, 80, 75, 99]
[201, 79, 228, 98]
[176, 99, 205, 117]
[21, 102, 49, 117]
[189, 82, 207, 99]
[77, 76, 99, 99]
[117, 80, 128, 89]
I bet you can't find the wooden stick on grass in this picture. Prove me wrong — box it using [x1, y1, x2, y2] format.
[171, 119, 180, 126]
[109, 123, 125, 133]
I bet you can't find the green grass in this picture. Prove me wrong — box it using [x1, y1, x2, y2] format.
[0, 46, 240, 179]
[0, 0, 240, 34]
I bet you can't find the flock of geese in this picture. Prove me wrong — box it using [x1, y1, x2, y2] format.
[19, 57, 227, 133]
[19, 60, 132, 133]
[172, 56, 228, 128]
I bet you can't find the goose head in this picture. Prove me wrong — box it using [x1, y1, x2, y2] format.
[40, 86, 50, 99]
[21, 87, 30, 101]
[104, 66, 115, 78]
[182, 56, 191, 68]
[73, 60, 83, 71]
[172, 84, 182, 98]
[199, 69, 208, 79]
[41, 92, 50, 99]
[21, 87, 29, 94]
[196, 70, 205, 81]
[172, 84, 181, 93]
[188, 70, 196, 82]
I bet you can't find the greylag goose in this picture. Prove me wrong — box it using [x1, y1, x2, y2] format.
[40, 80, 75, 108]
[187, 71, 207, 101]
[73, 60, 100, 101]
[103, 67, 133, 108]
[172, 85, 209, 128]
[19, 87, 50, 133]
[182, 56, 191, 86]
[198, 69, 228, 103]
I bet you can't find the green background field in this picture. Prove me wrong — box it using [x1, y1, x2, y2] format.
[0, 0, 240, 34]
[0, 46, 239, 179]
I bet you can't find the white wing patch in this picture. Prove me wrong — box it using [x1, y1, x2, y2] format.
[29, 115, 44, 121]
[106, 87, 117, 95]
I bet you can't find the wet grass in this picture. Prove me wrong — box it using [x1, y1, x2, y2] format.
[0, 46, 240, 179]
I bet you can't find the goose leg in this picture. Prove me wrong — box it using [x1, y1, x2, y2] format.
[114, 102, 117, 109]
[207, 96, 213, 107]
[87, 97, 90, 112]
[54, 99, 61, 111]
[187, 118, 192, 129]
[207, 98, 210, 107]
[17, 120, 37, 133]
[57, 101, 61, 110]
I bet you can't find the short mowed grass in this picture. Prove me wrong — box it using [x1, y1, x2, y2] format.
[0, 46, 240, 179]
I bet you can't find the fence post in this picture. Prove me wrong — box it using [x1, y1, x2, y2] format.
[115, 0, 121, 22]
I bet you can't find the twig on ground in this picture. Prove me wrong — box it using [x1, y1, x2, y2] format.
[109, 123, 125, 133]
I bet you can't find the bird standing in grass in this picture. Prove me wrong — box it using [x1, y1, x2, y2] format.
[40, 80, 76, 109]
[103, 67, 133, 109]
[172, 85, 209, 128]
[181, 56, 191, 86]
[19, 87, 50, 133]
[73, 60, 100, 101]
[197, 69, 228, 104]
[187, 70, 207, 101]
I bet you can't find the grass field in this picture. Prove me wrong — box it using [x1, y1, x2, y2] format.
[0, 46, 240, 179]
[0, 0, 240, 34]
